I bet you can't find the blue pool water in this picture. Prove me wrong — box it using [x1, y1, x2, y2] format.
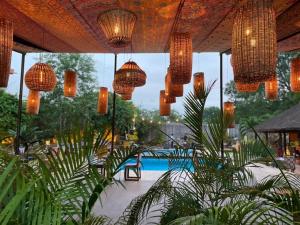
[125, 157, 193, 171]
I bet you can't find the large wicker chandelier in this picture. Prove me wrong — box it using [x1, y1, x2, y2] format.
[113, 79, 134, 95]
[165, 68, 183, 97]
[235, 82, 260, 93]
[170, 33, 192, 85]
[0, 18, 13, 87]
[121, 93, 132, 101]
[97, 9, 136, 48]
[64, 70, 76, 97]
[193, 72, 205, 95]
[115, 61, 146, 87]
[265, 77, 278, 100]
[290, 58, 300, 92]
[232, 0, 277, 84]
[26, 90, 40, 115]
[160, 90, 171, 116]
[25, 63, 57, 92]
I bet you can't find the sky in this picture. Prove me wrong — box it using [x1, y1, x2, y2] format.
[6, 51, 234, 114]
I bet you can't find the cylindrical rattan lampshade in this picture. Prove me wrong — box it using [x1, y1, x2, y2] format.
[0, 18, 13, 87]
[291, 58, 300, 92]
[97, 87, 108, 115]
[161, 90, 175, 104]
[121, 93, 132, 100]
[113, 79, 134, 95]
[115, 61, 146, 87]
[170, 33, 192, 85]
[232, 0, 277, 84]
[64, 70, 76, 97]
[97, 9, 136, 48]
[193, 72, 205, 95]
[26, 90, 40, 115]
[25, 63, 57, 92]
[165, 68, 183, 97]
[224, 101, 235, 128]
[265, 77, 278, 100]
[235, 82, 260, 93]
[160, 90, 171, 116]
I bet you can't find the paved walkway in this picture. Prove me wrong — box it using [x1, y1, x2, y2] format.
[93, 164, 299, 223]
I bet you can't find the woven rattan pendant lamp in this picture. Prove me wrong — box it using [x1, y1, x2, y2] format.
[224, 101, 235, 128]
[0, 18, 13, 87]
[97, 9, 136, 48]
[265, 77, 278, 100]
[170, 33, 192, 85]
[291, 58, 300, 92]
[64, 70, 76, 97]
[232, 0, 277, 85]
[121, 92, 132, 101]
[165, 68, 183, 97]
[26, 90, 40, 115]
[25, 63, 57, 92]
[193, 72, 205, 95]
[97, 87, 108, 115]
[115, 61, 146, 87]
[160, 90, 171, 116]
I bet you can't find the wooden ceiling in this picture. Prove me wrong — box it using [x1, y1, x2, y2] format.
[1, 0, 299, 53]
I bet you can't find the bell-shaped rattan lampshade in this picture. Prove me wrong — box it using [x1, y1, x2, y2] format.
[64, 70, 76, 97]
[193, 72, 205, 95]
[160, 90, 171, 116]
[26, 90, 40, 115]
[0, 18, 13, 87]
[25, 63, 57, 92]
[170, 33, 192, 85]
[224, 101, 235, 128]
[115, 61, 146, 87]
[121, 93, 132, 101]
[165, 68, 183, 97]
[97, 9, 136, 48]
[291, 58, 300, 92]
[161, 90, 175, 104]
[235, 82, 260, 93]
[232, 0, 276, 84]
[265, 77, 278, 100]
[113, 79, 134, 95]
[97, 87, 108, 115]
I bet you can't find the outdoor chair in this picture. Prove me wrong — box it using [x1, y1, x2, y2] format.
[283, 155, 296, 172]
[124, 153, 142, 181]
[88, 155, 106, 175]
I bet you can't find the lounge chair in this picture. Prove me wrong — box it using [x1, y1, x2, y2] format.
[124, 153, 142, 181]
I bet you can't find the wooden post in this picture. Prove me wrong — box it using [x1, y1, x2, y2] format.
[111, 53, 117, 154]
[220, 52, 224, 159]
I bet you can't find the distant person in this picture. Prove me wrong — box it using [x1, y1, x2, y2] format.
[274, 140, 283, 157]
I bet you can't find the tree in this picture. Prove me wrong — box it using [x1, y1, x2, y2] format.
[203, 106, 220, 123]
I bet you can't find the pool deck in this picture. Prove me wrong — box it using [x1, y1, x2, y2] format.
[92, 164, 300, 223]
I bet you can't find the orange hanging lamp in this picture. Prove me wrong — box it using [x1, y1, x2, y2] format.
[170, 33, 192, 85]
[26, 90, 40, 115]
[97, 9, 136, 48]
[97, 87, 108, 115]
[232, 0, 276, 84]
[265, 77, 278, 100]
[290, 58, 300, 92]
[64, 70, 76, 97]
[193, 72, 205, 95]
[0, 18, 13, 87]
[224, 101, 235, 128]
[115, 61, 146, 87]
[160, 90, 171, 116]
[121, 92, 132, 101]
[165, 68, 183, 97]
[25, 63, 57, 92]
